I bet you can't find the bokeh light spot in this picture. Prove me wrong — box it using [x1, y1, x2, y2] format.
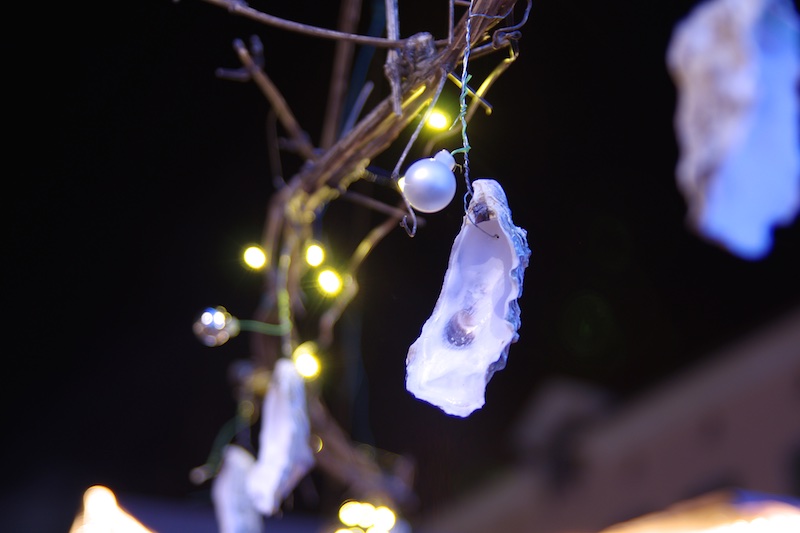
[339, 501, 362, 527]
[426, 110, 450, 130]
[243, 245, 267, 269]
[292, 341, 321, 380]
[305, 243, 325, 267]
[318, 269, 343, 296]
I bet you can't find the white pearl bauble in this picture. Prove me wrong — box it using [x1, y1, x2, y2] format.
[402, 150, 457, 213]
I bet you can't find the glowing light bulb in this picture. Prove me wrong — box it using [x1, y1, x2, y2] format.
[318, 269, 343, 296]
[305, 242, 325, 267]
[292, 341, 321, 380]
[243, 245, 267, 269]
[373, 506, 397, 531]
[356, 502, 376, 528]
[339, 501, 362, 527]
[426, 110, 450, 130]
[193, 306, 240, 347]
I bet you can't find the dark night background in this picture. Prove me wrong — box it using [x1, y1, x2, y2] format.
[4, 0, 800, 531]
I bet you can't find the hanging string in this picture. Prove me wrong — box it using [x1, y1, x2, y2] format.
[450, 2, 499, 239]
[451, 0, 475, 210]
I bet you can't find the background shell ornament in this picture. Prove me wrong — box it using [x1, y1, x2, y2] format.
[405, 179, 532, 417]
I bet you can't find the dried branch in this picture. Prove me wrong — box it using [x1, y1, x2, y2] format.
[424, 44, 519, 153]
[308, 395, 416, 506]
[232, 38, 317, 161]
[200, 0, 409, 47]
[318, 212, 401, 347]
[384, 0, 403, 115]
[320, 0, 363, 149]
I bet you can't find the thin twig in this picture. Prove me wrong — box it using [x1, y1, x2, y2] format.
[384, 0, 403, 116]
[201, 0, 409, 48]
[233, 39, 317, 161]
[320, 0, 363, 149]
[343, 191, 422, 222]
[339, 81, 375, 138]
[424, 44, 518, 153]
[392, 69, 449, 178]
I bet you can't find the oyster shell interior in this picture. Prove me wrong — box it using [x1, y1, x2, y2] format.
[406, 179, 531, 417]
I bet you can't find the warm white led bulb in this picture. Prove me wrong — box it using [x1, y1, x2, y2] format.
[318, 269, 343, 295]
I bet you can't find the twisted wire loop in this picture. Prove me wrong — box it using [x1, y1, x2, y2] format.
[455, 0, 525, 239]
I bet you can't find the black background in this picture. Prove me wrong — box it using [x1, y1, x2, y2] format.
[5, 0, 800, 531]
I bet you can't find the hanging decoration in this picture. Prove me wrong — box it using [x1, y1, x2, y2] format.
[667, 0, 800, 260]
[212, 445, 263, 533]
[406, 179, 531, 417]
[187, 0, 532, 527]
[245, 358, 315, 515]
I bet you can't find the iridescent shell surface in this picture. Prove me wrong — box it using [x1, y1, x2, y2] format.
[406, 179, 531, 417]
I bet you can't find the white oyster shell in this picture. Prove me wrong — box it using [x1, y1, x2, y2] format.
[212, 445, 264, 533]
[667, 0, 800, 259]
[246, 358, 315, 515]
[406, 179, 531, 417]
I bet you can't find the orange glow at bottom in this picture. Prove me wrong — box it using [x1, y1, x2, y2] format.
[70, 485, 154, 533]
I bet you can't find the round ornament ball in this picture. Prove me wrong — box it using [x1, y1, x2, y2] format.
[402, 150, 457, 213]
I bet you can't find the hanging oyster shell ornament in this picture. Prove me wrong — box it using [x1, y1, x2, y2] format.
[667, 0, 800, 259]
[406, 179, 531, 417]
[212, 445, 264, 533]
[246, 358, 315, 515]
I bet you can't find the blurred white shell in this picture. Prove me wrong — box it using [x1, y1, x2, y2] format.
[212, 445, 263, 533]
[667, 0, 800, 259]
[246, 358, 314, 515]
[405, 179, 531, 417]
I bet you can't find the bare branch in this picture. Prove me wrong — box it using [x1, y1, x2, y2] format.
[200, 0, 409, 48]
[340, 81, 375, 137]
[318, 213, 401, 347]
[233, 39, 317, 161]
[320, 0, 363, 149]
[424, 45, 518, 153]
[384, 0, 403, 115]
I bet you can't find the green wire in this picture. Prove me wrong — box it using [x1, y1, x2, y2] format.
[238, 319, 290, 336]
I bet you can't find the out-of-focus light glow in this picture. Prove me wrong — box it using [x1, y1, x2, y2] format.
[356, 502, 376, 528]
[305, 242, 325, 267]
[311, 434, 323, 453]
[318, 269, 343, 296]
[599, 492, 800, 533]
[243, 245, 267, 269]
[193, 306, 240, 347]
[339, 501, 363, 527]
[373, 506, 397, 530]
[426, 110, 450, 130]
[292, 341, 321, 380]
[294, 352, 320, 379]
[70, 485, 154, 533]
[397, 177, 406, 192]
